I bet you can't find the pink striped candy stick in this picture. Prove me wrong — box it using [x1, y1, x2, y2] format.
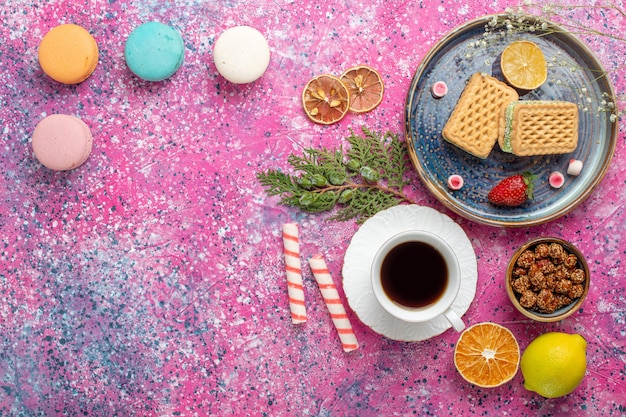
[282, 223, 306, 324]
[308, 255, 359, 352]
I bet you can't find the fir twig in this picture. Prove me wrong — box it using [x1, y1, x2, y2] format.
[256, 127, 415, 223]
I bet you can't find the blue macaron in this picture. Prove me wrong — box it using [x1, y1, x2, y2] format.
[125, 22, 185, 81]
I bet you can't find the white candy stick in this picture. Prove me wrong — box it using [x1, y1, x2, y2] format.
[309, 255, 359, 352]
[282, 223, 306, 324]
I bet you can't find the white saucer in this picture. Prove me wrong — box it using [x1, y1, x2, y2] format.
[342, 205, 477, 341]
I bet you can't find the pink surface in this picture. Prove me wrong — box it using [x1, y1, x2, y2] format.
[0, 0, 624, 416]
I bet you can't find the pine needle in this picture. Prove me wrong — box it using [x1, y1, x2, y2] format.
[256, 127, 415, 223]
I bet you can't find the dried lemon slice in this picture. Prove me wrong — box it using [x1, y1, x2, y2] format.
[340, 65, 384, 113]
[500, 40, 547, 90]
[454, 322, 520, 388]
[302, 74, 350, 124]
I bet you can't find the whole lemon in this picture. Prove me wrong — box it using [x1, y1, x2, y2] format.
[521, 332, 587, 398]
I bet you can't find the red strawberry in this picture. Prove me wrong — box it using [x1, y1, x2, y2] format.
[488, 172, 536, 207]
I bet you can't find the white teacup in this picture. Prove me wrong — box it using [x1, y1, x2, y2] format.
[371, 230, 465, 331]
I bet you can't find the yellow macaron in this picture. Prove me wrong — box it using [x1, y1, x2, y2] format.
[38, 24, 99, 84]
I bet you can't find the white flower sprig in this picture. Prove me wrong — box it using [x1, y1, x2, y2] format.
[518, 1, 626, 44]
[473, 1, 625, 120]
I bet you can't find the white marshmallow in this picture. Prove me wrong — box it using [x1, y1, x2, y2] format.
[567, 159, 583, 176]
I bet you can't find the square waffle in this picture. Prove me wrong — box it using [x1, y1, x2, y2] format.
[504, 101, 579, 156]
[442, 73, 518, 159]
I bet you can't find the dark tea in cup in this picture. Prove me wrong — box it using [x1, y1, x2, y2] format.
[371, 230, 465, 331]
[380, 241, 448, 308]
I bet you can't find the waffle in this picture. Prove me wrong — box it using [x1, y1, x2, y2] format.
[501, 101, 579, 156]
[442, 73, 518, 159]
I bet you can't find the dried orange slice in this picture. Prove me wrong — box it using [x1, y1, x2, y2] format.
[340, 65, 384, 113]
[454, 322, 520, 388]
[500, 40, 547, 90]
[302, 74, 350, 124]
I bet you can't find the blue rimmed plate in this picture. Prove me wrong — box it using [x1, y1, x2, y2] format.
[405, 15, 618, 227]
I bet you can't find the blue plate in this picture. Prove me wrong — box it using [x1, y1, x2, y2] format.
[405, 15, 618, 227]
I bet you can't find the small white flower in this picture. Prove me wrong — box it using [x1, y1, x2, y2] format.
[610, 114, 617, 122]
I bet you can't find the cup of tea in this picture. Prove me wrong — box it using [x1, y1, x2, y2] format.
[371, 230, 465, 331]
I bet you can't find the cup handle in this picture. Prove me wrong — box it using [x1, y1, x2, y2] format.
[444, 308, 465, 332]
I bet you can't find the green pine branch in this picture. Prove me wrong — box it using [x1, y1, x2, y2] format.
[256, 126, 415, 223]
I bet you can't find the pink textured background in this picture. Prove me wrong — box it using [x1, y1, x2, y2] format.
[1, 0, 624, 415]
